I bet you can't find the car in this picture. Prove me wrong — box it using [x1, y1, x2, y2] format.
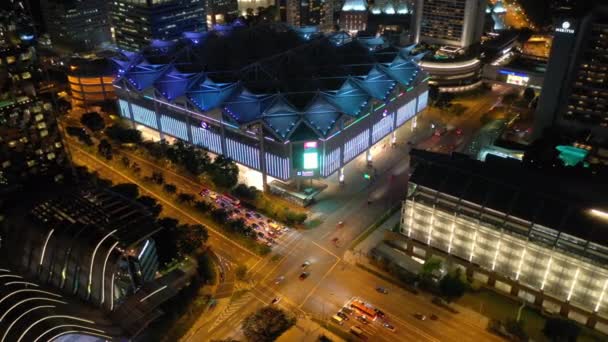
[376, 287, 388, 294]
[245, 212, 253, 218]
[434, 127, 447, 136]
[253, 213, 261, 219]
[275, 276, 285, 284]
[383, 323, 396, 332]
[257, 232, 265, 238]
[430, 314, 438, 321]
[271, 297, 281, 305]
[356, 315, 369, 324]
[374, 308, 385, 319]
[336, 311, 349, 321]
[301, 260, 311, 268]
[414, 313, 427, 320]
[299, 272, 310, 280]
[455, 128, 463, 135]
[251, 223, 259, 229]
[341, 307, 353, 316]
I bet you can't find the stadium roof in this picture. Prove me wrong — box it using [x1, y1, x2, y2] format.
[113, 24, 426, 140]
[409, 150, 608, 246]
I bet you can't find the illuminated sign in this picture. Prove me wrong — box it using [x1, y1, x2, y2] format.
[302, 140, 319, 170]
[556, 21, 574, 34]
[506, 74, 529, 86]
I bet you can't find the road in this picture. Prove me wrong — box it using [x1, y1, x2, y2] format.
[65, 87, 510, 341]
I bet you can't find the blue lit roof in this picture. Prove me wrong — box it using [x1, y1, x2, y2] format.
[115, 25, 427, 140]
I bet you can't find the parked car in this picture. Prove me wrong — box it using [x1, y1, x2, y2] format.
[299, 272, 310, 280]
[376, 287, 388, 294]
[414, 313, 427, 320]
[356, 315, 369, 325]
[383, 323, 396, 332]
[336, 311, 349, 321]
[301, 260, 311, 268]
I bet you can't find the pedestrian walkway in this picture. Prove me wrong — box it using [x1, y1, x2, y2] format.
[207, 292, 255, 332]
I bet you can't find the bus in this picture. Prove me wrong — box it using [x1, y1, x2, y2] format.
[350, 300, 377, 320]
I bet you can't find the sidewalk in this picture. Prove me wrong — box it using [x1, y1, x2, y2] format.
[277, 316, 346, 342]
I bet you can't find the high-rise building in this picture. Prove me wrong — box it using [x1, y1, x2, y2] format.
[41, 0, 111, 53]
[535, 2, 608, 140]
[412, 0, 485, 48]
[283, 0, 333, 29]
[0, 6, 67, 194]
[109, 0, 207, 52]
[207, 0, 239, 26]
[339, 0, 367, 33]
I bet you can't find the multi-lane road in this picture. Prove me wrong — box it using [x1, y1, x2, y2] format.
[65, 87, 511, 341]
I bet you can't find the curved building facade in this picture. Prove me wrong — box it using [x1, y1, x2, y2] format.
[418, 57, 482, 92]
[68, 57, 117, 105]
[113, 26, 429, 187]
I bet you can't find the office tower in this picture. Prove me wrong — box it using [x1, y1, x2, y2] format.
[109, 0, 206, 52]
[340, 0, 367, 32]
[41, 0, 111, 53]
[0, 5, 67, 194]
[412, 0, 485, 47]
[207, 0, 239, 26]
[283, 0, 333, 29]
[535, 2, 608, 140]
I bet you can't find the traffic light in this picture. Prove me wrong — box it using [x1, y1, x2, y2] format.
[363, 173, 371, 180]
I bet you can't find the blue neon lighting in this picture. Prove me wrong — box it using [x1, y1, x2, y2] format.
[396, 99, 416, 126]
[417, 91, 428, 113]
[160, 115, 188, 141]
[131, 104, 158, 129]
[343, 129, 370, 163]
[372, 112, 394, 143]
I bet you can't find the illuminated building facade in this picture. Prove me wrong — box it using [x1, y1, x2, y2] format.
[283, 0, 333, 30]
[0, 6, 67, 194]
[3, 188, 160, 312]
[67, 56, 119, 106]
[412, 0, 485, 48]
[207, 0, 239, 26]
[108, 0, 206, 52]
[113, 25, 428, 188]
[340, 0, 368, 32]
[41, 0, 111, 52]
[397, 151, 608, 333]
[535, 3, 608, 140]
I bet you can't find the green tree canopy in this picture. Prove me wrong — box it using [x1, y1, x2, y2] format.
[242, 306, 296, 342]
[438, 269, 466, 303]
[80, 112, 105, 132]
[543, 318, 580, 342]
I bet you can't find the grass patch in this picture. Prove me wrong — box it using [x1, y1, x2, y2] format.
[304, 218, 323, 229]
[350, 204, 400, 249]
[310, 317, 355, 342]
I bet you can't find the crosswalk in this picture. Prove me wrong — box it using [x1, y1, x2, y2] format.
[208, 292, 255, 332]
[248, 229, 303, 280]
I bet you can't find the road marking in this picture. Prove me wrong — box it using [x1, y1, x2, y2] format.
[249, 231, 302, 280]
[70, 144, 260, 259]
[311, 241, 341, 260]
[298, 259, 340, 308]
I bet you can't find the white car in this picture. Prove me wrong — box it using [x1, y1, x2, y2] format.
[271, 297, 281, 305]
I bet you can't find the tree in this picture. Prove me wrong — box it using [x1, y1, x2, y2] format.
[543, 318, 580, 342]
[121, 156, 131, 167]
[138, 195, 162, 217]
[163, 183, 177, 194]
[242, 306, 296, 342]
[196, 252, 216, 284]
[111, 183, 140, 199]
[428, 84, 439, 103]
[105, 124, 142, 144]
[194, 200, 212, 213]
[155, 217, 180, 267]
[210, 155, 239, 188]
[177, 192, 195, 204]
[151, 171, 165, 185]
[236, 265, 248, 280]
[228, 218, 247, 234]
[98, 139, 113, 160]
[438, 269, 466, 303]
[177, 224, 209, 255]
[233, 183, 259, 201]
[523, 87, 536, 103]
[80, 112, 105, 132]
[420, 258, 442, 281]
[505, 319, 528, 341]
[211, 208, 228, 223]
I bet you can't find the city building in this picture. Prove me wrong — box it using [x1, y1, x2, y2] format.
[417, 49, 483, 92]
[67, 54, 120, 107]
[108, 0, 206, 52]
[394, 150, 608, 333]
[283, 0, 333, 30]
[340, 0, 367, 33]
[412, 0, 485, 48]
[0, 7, 67, 194]
[535, 2, 608, 141]
[113, 24, 429, 190]
[3, 187, 161, 312]
[0, 187, 191, 340]
[207, 0, 239, 26]
[41, 0, 111, 53]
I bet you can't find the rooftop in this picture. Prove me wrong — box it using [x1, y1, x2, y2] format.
[114, 24, 427, 140]
[409, 150, 608, 245]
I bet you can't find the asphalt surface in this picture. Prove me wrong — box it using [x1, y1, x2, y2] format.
[65, 88, 511, 341]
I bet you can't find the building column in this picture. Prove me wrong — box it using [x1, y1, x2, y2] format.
[184, 108, 194, 144]
[487, 273, 496, 287]
[587, 314, 598, 329]
[258, 124, 268, 191]
[560, 302, 571, 317]
[339, 167, 345, 184]
[534, 292, 544, 307]
[510, 283, 520, 297]
[152, 91, 164, 140]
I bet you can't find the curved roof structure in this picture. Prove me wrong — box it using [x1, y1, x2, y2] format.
[0, 267, 118, 342]
[114, 24, 425, 141]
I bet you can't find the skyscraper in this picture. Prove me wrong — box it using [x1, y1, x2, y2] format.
[207, 0, 239, 26]
[283, 0, 333, 30]
[109, 0, 206, 52]
[340, 0, 367, 33]
[535, 2, 608, 140]
[0, 5, 67, 194]
[41, 0, 111, 53]
[412, 0, 485, 47]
